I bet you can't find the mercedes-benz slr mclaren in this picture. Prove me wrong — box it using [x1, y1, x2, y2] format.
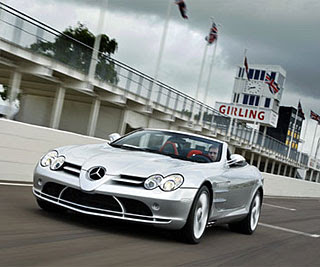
[33, 129, 263, 243]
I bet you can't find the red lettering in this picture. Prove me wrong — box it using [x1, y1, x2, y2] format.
[249, 110, 257, 119]
[219, 105, 226, 114]
[245, 109, 248, 117]
[233, 107, 237, 116]
[238, 108, 244, 117]
[227, 106, 230, 114]
[258, 111, 265, 120]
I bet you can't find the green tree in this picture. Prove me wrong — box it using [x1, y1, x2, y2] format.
[30, 23, 118, 84]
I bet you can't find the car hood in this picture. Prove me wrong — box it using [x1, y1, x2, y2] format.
[58, 143, 196, 177]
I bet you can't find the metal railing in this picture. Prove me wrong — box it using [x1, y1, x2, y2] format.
[0, 2, 311, 168]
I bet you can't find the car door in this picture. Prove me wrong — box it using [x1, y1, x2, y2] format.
[222, 163, 255, 210]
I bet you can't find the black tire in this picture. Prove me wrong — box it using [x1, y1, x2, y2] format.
[180, 186, 210, 244]
[36, 198, 66, 213]
[229, 191, 262, 235]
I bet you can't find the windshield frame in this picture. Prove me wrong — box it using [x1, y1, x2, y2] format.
[110, 129, 224, 163]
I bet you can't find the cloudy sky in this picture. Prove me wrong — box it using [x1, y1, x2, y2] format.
[4, 0, 320, 154]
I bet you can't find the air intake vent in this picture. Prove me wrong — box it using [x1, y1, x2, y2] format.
[60, 162, 81, 177]
[112, 174, 146, 185]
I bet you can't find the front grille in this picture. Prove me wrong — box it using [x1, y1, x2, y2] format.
[112, 174, 146, 185]
[60, 162, 81, 177]
[39, 182, 153, 217]
[61, 187, 122, 212]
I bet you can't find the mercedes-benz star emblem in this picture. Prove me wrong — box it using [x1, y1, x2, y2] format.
[88, 166, 106, 181]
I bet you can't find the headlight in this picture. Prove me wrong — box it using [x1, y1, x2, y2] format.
[50, 156, 65, 170]
[40, 151, 58, 167]
[160, 174, 184, 192]
[144, 174, 163, 190]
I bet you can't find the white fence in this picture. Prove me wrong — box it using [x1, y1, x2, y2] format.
[0, 119, 104, 182]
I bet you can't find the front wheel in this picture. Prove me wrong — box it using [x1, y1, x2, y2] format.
[180, 186, 210, 244]
[229, 191, 262, 234]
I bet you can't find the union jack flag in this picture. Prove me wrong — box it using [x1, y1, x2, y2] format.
[310, 110, 320, 124]
[265, 73, 280, 94]
[205, 21, 218, 44]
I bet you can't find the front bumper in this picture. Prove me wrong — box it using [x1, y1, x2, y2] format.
[33, 164, 198, 230]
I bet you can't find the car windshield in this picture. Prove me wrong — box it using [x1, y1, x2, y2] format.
[110, 130, 223, 163]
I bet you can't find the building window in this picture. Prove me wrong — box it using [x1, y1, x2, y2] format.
[255, 96, 260, 106]
[286, 139, 289, 145]
[260, 70, 266, 81]
[233, 93, 237, 103]
[248, 69, 254, 79]
[270, 72, 276, 80]
[243, 94, 249, 104]
[295, 143, 298, 149]
[288, 130, 291, 136]
[249, 95, 255, 105]
[254, 70, 260, 80]
[265, 98, 271, 108]
[238, 67, 242, 78]
[233, 93, 240, 103]
[246, 95, 260, 106]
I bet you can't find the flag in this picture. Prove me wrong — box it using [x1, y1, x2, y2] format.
[205, 21, 218, 44]
[265, 73, 280, 94]
[244, 56, 250, 80]
[298, 101, 305, 120]
[175, 0, 188, 19]
[310, 110, 320, 124]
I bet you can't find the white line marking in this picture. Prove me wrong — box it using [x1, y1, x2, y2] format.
[0, 182, 32, 187]
[263, 203, 296, 211]
[259, 223, 320, 238]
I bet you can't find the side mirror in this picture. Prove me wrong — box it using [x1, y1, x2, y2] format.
[108, 133, 121, 143]
[227, 154, 246, 167]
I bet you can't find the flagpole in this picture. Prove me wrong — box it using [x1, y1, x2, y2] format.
[298, 115, 309, 163]
[147, 0, 173, 108]
[310, 122, 318, 157]
[315, 137, 320, 158]
[195, 44, 209, 100]
[243, 48, 257, 146]
[153, 0, 172, 82]
[203, 39, 218, 104]
[88, 0, 109, 81]
[287, 102, 299, 159]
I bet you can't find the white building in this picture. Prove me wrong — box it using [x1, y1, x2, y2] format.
[216, 64, 286, 128]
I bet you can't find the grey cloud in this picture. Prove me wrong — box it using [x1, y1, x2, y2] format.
[7, 0, 320, 104]
[52, 0, 320, 99]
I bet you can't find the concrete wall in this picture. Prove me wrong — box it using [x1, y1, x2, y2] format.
[262, 172, 320, 198]
[148, 117, 170, 129]
[16, 93, 123, 138]
[16, 94, 53, 127]
[0, 119, 105, 182]
[1, 119, 320, 198]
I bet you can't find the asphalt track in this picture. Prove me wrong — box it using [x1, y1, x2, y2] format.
[1, 184, 319, 267]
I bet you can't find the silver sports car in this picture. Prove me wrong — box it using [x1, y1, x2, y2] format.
[33, 129, 263, 243]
